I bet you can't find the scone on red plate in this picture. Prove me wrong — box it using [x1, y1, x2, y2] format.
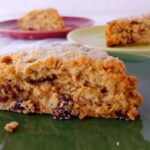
[0, 43, 142, 120]
[106, 15, 150, 46]
[17, 8, 64, 31]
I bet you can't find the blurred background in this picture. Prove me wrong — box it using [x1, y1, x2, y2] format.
[0, 0, 150, 24]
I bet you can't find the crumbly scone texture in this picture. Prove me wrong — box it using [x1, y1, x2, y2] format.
[106, 14, 150, 46]
[4, 121, 19, 133]
[17, 8, 64, 30]
[0, 43, 142, 120]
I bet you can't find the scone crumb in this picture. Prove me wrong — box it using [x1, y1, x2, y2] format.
[4, 121, 19, 133]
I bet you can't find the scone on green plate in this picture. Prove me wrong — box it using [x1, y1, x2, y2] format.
[0, 43, 142, 120]
[106, 15, 150, 46]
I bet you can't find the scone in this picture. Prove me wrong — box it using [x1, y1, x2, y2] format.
[105, 15, 150, 46]
[17, 8, 64, 30]
[0, 43, 142, 120]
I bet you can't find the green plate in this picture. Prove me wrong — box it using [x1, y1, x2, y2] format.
[0, 55, 150, 150]
[67, 26, 150, 56]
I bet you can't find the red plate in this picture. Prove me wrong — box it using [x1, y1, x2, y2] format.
[0, 16, 94, 39]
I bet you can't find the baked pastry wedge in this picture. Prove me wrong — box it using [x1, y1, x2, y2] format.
[0, 43, 142, 120]
[106, 15, 150, 46]
[18, 8, 64, 31]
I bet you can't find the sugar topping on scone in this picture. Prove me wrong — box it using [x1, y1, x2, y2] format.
[11, 43, 116, 61]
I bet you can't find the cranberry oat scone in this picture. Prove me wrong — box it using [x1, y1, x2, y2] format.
[0, 43, 142, 120]
[106, 15, 150, 46]
[17, 8, 64, 30]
